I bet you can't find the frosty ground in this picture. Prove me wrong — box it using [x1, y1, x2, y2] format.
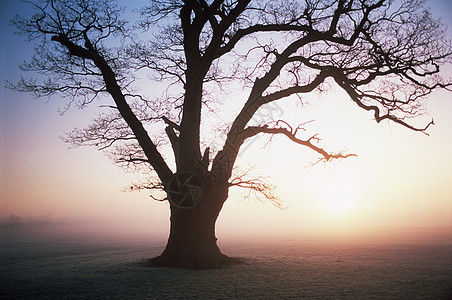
[1, 227, 451, 299]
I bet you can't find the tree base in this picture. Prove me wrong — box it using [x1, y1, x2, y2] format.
[143, 252, 242, 269]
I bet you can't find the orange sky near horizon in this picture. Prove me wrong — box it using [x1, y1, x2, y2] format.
[1, 0, 451, 242]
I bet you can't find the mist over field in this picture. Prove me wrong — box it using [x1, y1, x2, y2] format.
[1, 217, 451, 299]
[2, 213, 451, 244]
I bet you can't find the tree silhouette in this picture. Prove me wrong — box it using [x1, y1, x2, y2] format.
[10, 0, 451, 268]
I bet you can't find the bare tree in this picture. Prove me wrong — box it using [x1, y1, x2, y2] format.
[10, 0, 451, 268]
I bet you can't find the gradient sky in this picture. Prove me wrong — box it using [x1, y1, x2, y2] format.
[1, 0, 451, 242]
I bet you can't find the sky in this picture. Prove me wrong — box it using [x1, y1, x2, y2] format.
[1, 0, 451, 243]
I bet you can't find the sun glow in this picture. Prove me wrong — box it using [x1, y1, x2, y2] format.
[321, 183, 356, 215]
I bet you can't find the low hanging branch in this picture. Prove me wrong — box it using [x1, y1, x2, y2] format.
[241, 120, 357, 162]
[229, 167, 284, 209]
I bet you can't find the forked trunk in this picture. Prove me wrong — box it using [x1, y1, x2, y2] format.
[148, 185, 239, 269]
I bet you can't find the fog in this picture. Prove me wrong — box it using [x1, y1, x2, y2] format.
[2, 214, 451, 248]
[2, 210, 451, 298]
[0, 215, 167, 245]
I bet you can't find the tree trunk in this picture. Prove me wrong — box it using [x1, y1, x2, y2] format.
[148, 185, 239, 269]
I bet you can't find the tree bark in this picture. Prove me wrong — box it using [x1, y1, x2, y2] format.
[148, 182, 239, 269]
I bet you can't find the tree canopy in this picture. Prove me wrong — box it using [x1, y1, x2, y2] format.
[12, 0, 451, 191]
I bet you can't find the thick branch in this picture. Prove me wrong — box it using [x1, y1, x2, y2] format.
[52, 34, 173, 184]
[162, 115, 180, 131]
